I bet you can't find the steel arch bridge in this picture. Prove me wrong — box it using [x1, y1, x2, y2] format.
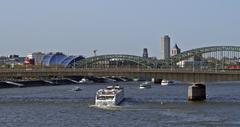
[165, 46, 240, 64]
[68, 54, 157, 68]
[67, 46, 240, 69]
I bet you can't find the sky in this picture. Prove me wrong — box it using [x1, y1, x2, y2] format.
[0, 0, 240, 58]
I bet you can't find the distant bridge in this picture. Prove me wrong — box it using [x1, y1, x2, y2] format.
[1, 68, 240, 83]
[166, 46, 240, 64]
[1, 46, 240, 83]
[68, 54, 157, 68]
[66, 46, 240, 69]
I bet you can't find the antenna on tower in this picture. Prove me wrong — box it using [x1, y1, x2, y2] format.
[93, 50, 97, 56]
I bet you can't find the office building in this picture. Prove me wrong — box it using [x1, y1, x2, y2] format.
[160, 35, 170, 60]
[31, 52, 45, 65]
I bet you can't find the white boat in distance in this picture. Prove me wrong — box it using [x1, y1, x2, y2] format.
[161, 80, 175, 86]
[79, 78, 94, 84]
[139, 82, 151, 89]
[95, 85, 124, 106]
[71, 86, 82, 91]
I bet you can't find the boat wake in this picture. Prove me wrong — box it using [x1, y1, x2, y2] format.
[89, 104, 122, 110]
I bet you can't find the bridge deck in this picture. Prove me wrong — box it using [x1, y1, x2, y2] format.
[0, 68, 239, 83]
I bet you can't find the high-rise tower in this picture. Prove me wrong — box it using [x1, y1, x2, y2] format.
[160, 35, 170, 60]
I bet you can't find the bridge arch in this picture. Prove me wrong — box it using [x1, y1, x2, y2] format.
[69, 54, 157, 68]
[167, 46, 240, 64]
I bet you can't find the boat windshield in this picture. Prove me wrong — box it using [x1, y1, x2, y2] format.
[97, 96, 114, 100]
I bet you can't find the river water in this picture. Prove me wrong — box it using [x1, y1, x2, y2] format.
[0, 82, 240, 127]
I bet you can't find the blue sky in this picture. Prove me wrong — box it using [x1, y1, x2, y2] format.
[0, 0, 239, 58]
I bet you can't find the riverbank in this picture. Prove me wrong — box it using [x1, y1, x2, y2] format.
[0, 76, 134, 89]
[0, 79, 80, 89]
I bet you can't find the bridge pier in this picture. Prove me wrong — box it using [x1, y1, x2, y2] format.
[188, 83, 206, 101]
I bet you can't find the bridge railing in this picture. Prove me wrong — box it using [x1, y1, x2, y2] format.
[0, 68, 239, 73]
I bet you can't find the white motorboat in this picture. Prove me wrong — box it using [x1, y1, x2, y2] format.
[79, 78, 93, 84]
[95, 85, 124, 106]
[161, 80, 175, 86]
[139, 82, 151, 89]
[72, 86, 82, 91]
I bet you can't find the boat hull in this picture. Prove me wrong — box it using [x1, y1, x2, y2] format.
[161, 80, 175, 86]
[139, 85, 151, 89]
[139, 82, 151, 89]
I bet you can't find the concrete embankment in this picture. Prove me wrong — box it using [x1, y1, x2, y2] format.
[0, 78, 81, 89]
[0, 82, 20, 88]
[16, 80, 53, 87]
[50, 79, 79, 85]
[0, 76, 134, 89]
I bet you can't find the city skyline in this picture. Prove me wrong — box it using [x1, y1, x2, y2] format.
[0, 0, 240, 58]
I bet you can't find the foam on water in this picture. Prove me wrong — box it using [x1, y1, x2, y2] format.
[89, 104, 122, 110]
